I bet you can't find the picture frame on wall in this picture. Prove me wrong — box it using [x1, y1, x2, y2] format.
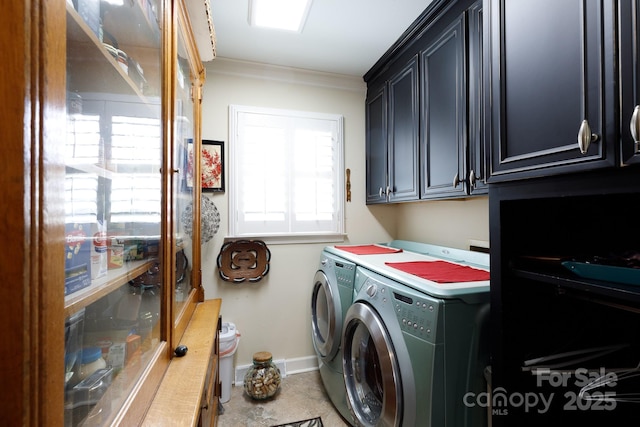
[186, 139, 225, 192]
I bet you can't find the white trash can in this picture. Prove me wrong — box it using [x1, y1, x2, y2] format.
[219, 322, 240, 403]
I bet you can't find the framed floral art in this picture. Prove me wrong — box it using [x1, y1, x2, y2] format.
[187, 140, 225, 192]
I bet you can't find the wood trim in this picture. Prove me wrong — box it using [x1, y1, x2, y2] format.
[178, 0, 206, 303]
[3, 1, 34, 425]
[162, 0, 176, 357]
[19, 0, 67, 425]
[142, 298, 221, 426]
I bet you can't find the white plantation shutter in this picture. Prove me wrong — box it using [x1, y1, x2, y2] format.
[230, 105, 344, 240]
[109, 116, 162, 223]
[65, 113, 161, 224]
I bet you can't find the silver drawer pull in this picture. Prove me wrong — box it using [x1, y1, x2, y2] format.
[577, 119, 599, 154]
[630, 106, 640, 150]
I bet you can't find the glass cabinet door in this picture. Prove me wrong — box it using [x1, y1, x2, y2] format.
[64, 0, 164, 425]
[173, 15, 198, 326]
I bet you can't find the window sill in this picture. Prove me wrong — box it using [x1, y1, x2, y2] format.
[224, 233, 347, 245]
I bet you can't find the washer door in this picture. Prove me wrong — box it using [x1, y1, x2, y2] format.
[342, 302, 402, 427]
[311, 270, 341, 361]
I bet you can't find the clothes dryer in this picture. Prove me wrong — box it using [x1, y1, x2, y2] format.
[342, 266, 489, 427]
[311, 250, 356, 424]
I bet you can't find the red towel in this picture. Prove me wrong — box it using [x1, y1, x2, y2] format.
[334, 245, 403, 255]
[385, 260, 489, 283]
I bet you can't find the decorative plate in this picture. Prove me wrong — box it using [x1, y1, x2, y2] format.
[561, 261, 640, 286]
[217, 240, 271, 283]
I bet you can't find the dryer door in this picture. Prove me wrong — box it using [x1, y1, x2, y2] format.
[343, 302, 401, 427]
[311, 270, 340, 361]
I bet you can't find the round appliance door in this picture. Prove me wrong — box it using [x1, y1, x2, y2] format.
[342, 302, 401, 427]
[311, 270, 341, 361]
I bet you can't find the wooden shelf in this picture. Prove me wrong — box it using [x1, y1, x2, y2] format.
[143, 299, 222, 427]
[66, 2, 159, 102]
[64, 258, 157, 317]
[101, 0, 161, 50]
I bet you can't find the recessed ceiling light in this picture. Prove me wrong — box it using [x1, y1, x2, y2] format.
[249, 0, 313, 33]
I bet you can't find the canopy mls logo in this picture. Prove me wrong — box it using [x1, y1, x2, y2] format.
[464, 368, 620, 415]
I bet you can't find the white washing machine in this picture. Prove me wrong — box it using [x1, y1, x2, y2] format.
[311, 250, 357, 424]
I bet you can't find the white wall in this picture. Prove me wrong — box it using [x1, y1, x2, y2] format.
[199, 58, 489, 371]
[200, 58, 396, 369]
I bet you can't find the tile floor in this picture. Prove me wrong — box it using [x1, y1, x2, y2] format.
[217, 370, 351, 427]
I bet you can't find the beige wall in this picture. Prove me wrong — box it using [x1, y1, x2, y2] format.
[396, 197, 489, 249]
[200, 58, 489, 371]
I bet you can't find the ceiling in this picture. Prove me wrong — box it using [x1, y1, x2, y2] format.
[209, 0, 435, 77]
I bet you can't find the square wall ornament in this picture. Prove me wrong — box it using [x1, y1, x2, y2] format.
[188, 140, 225, 192]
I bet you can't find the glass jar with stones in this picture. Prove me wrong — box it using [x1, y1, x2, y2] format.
[244, 351, 281, 399]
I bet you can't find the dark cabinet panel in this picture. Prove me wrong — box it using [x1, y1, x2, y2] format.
[487, 0, 616, 181]
[365, 0, 485, 203]
[365, 57, 420, 204]
[388, 57, 420, 202]
[365, 86, 388, 204]
[420, 16, 466, 198]
[468, 0, 488, 194]
[489, 170, 640, 426]
[619, 0, 640, 165]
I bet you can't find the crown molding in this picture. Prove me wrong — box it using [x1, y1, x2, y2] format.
[205, 57, 366, 93]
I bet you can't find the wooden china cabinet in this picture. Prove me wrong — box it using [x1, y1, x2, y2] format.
[1, 0, 220, 426]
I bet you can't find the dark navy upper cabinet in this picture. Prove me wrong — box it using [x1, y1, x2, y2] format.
[420, 16, 467, 199]
[365, 84, 388, 204]
[619, 0, 640, 166]
[420, 1, 487, 199]
[365, 56, 420, 204]
[387, 57, 421, 203]
[364, 0, 486, 204]
[486, 0, 617, 181]
[467, 1, 488, 194]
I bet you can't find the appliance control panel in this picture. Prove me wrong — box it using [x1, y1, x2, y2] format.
[334, 261, 356, 286]
[356, 267, 441, 344]
[321, 252, 356, 287]
[392, 289, 440, 344]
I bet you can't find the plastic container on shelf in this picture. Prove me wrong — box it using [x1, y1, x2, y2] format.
[76, 347, 106, 383]
[219, 322, 240, 403]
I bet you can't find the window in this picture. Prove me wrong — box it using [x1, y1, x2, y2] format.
[229, 105, 344, 242]
[65, 111, 162, 224]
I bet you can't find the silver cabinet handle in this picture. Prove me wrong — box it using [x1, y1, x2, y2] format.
[469, 169, 477, 189]
[630, 105, 640, 146]
[453, 173, 461, 188]
[379, 186, 391, 197]
[386, 185, 391, 196]
[577, 120, 599, 154]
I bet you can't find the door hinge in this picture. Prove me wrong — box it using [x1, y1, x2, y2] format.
[191, 83, 203, 104]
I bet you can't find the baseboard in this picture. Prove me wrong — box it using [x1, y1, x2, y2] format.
[234, 355, 319, 385]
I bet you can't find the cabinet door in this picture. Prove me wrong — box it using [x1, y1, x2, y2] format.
[487, 0, 615, 181]
[388, 56, 420, 202]
[64, 0, 166, 425]
[468, 0, 488, 195]
[173, 9, 200, 343]
[366, 85, 388, 204]
[619, 0, 640, 166]
[420, 16, 466, 199]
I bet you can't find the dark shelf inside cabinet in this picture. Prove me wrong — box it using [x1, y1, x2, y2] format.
[490, 170, 640, 426]
[510, 265, 640, 309]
